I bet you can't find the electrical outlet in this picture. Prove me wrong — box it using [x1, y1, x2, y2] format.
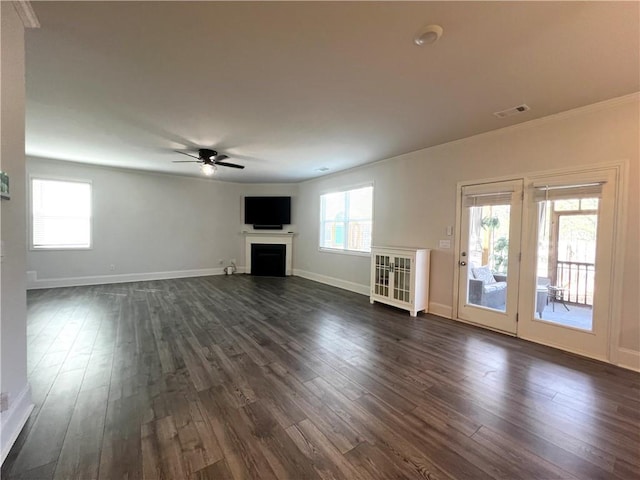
[109, 264, 115, 271]
[0, 392, 8, 412]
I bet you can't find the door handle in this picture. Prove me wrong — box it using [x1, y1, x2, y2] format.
[459, 261, 467, 266]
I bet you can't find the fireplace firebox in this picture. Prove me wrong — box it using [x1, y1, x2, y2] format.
[250, 244, 286, 277]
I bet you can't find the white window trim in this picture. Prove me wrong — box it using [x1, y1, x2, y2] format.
[29, 175, 94, 251]
[318, 246, 371, 257]
[319, 182, 374, 256]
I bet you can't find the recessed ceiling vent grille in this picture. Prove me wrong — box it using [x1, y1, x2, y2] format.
[493, 104, 530, 118]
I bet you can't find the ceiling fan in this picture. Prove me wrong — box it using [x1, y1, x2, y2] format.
[173, 148, 245, 176]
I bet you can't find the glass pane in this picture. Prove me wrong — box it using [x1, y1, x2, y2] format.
[348, 186, 373, 220]
[32, 179, 91, 248]
[320, 221, 345, 249]
[393, 256, 411, 302]
[535, 201, 596, 331]
[374, 255, 390, 296]
[466, 204, 510, 312]
[320, 186, 372, 251]
[554, 199, 580, 211]
[346, 220, 372, 252]
[580, 198, 599, 210]
[321, 191, 345, 220]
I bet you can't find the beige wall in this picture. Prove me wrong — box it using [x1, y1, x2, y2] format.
[1, 2, 32, 462]
[294, 95, 639, 356]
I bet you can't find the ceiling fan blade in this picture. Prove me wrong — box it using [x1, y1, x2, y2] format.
[175, 150, 201, 160]
[172, 160, 202, 163]
[215, 161, 245, 169]
[213, 154, 229, 162]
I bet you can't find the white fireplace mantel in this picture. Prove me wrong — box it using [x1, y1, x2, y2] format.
[244, 232, 294, 275]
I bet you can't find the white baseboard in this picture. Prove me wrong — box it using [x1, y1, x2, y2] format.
[293, 269, 369, 296]
[428, 302, 453, 319]
[26, 267, 226, 290]
[518, 333, 608, 362]
[1, 384, 34, 465]
[615, 347, 640, 372]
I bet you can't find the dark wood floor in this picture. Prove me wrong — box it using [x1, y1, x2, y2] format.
[2, 275, 639, 479]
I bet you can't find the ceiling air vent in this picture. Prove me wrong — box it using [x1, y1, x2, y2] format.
[493, 104, 530, 119]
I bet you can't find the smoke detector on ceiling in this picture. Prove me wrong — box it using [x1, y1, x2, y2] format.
[493, 104, 530, 118]
[414, 24, 444, 46]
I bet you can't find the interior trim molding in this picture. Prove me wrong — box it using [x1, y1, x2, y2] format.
[518, 333, 608, 364]
[427, 302, 453, 319]
[615, 347, 640, 372]
[293, 269, 369, 296]
[26, 267, 226, 289]
[0, 384, 34, 465]
[14, 1, 40, 28]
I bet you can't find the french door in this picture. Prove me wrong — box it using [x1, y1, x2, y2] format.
[455, 180, 523, 334]
[455, 166, 621, 361]
[517, 168, 619, 361]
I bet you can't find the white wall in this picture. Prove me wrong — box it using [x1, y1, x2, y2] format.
[26, 158, 298, 286]
[1, 2, 34, 464]
[294, 95, 640, 363]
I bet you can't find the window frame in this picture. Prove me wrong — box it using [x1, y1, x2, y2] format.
[29, 175, 94, 251]
[318, 182, 374, 256]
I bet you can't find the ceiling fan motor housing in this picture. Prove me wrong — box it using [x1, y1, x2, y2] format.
[199, 149, 217, 160]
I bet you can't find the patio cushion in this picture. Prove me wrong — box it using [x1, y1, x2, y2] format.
[472, 265, 496, 285]
[483, 281, 507, 293]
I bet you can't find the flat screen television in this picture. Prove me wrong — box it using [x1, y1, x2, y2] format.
[244, 196, 291, 229]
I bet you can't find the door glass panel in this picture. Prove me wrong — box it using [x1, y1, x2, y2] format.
[374, 255, 390, 297]
[393, 257, 411, 302]
[535, 198, 597, 330]
[466, 204, 510, 312]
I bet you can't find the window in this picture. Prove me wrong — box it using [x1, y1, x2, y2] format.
[31, 178, 92, 249]
[320, 185, 373, 253]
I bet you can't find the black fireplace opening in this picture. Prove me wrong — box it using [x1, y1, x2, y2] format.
[251, 243, 286, 277]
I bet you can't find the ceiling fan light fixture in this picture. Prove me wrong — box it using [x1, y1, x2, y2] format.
[201, 163, 216, 176]
[414, 24, 443, 46]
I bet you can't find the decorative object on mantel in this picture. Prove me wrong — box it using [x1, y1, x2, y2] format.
[0, 172, 9, 200]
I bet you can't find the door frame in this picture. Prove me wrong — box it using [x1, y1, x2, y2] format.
[518, 163, 627, 362]
[454, 179, 523, 334]
[451, 161, 627, 363]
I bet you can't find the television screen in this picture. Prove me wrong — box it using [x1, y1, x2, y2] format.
[244, 196, 291, 227]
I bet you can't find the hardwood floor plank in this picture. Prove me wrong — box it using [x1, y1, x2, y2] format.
[10, 369, 84, 474]
[241, 401, 321, 480]
[285, 418, 370, 480]
[266, 361, 365, 454]
[4, 276, 638, 480]
[471, 425, 581, 480]
[306, 377, 454, 479]
[345, 441, 434, 480]
[192, 458, 235, 480]
[197, 386, 278, 480]
[53, 385, 109, 480]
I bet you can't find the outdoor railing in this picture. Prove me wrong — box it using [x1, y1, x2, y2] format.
[555, 261, 595, 306]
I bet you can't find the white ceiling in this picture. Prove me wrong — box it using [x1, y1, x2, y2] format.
[26, 1, 639, 183]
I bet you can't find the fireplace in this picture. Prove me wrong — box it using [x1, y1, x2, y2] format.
[251, 244, 286, 277]
[244, 232, 293, 276]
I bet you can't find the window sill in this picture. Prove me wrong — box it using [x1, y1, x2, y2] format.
[31, 246, 92, 252]
[318, 247, 371, 258]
